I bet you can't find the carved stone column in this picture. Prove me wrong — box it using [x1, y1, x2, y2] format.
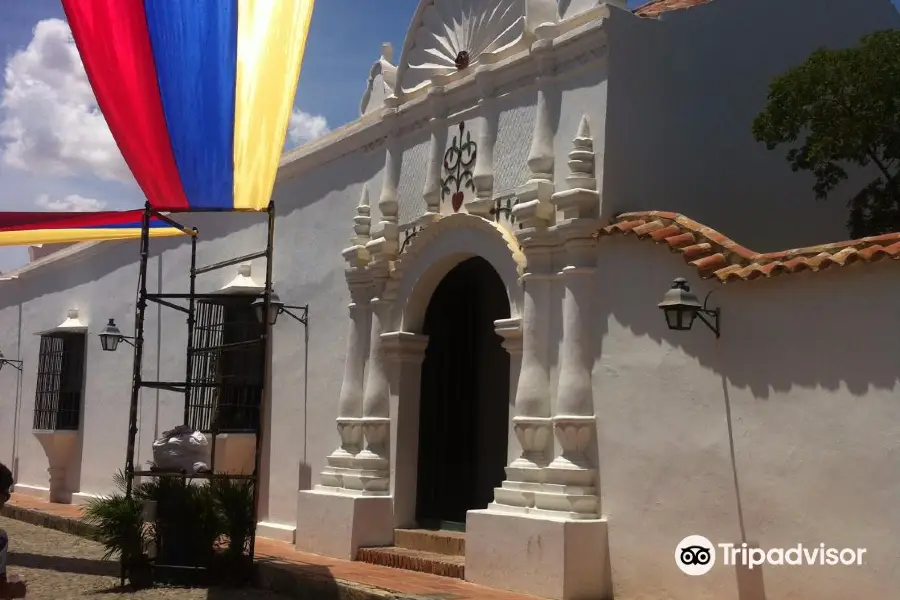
[536, 230, 599, 519]
[318, 271, 371, 489]
[422, 86, 447, 219]
[537, 114, 602, 519]
[295, 182, 393, 561]
[467, 110, 612, 600]
[381, 331, 429, 528]
[367, 102, 401, 260]
[318, 187, 373, 490]
[488, 238, 555, 512]
[468, 65, 499, 218]
[352, 264, 392, 494]
[512, 27, 557, 229]
[351, 101, 402, 493]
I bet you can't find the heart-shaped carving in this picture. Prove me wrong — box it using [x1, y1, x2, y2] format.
[451, 191, 464, 212]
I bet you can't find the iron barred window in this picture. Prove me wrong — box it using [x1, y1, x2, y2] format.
[187, 296, 265, 433]
[33, 333, 86, 430]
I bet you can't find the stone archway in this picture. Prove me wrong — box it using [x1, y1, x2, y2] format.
[383, 213, 525, 528]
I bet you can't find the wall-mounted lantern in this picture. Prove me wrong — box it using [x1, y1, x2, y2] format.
[98, 318, 136, 352]
[657, 277, 720, 338]
[0, 349, 23, 372]
[251, 288, 308, 327]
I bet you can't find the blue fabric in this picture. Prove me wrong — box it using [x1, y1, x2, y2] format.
[143, 0, 238, 210]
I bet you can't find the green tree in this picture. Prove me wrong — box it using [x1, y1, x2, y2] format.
[752, 30, 900, 238]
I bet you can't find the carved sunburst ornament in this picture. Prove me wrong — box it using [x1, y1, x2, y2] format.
[399, 0, 526, 94]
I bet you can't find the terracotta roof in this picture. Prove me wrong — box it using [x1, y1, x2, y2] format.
[595, 211, 900, 282]
[633, 0, 715, 18]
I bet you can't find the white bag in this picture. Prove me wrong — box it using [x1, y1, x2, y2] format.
[151, 425, 210, 473]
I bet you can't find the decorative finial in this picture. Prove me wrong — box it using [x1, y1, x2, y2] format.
[550, 114, 599, 220]
[353, 184, 371, 245]
[566, 114, 595, 186]
[381, 42, 393, 64]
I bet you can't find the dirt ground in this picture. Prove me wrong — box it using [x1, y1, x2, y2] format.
[0, 517, 296, 600]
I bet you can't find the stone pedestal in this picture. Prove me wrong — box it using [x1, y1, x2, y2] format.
[466, 510, 613, 600]
[318, 418, 364, 488]
[33, 430, 78, 503]
[294, 490, 393, 560]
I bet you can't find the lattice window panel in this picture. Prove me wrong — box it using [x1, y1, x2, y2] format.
[33, 333, 85, 430]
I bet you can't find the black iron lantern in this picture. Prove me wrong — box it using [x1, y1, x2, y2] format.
[658, 278, 701, 331]
[252, 290, 285, 326]
[658, 277, 720, 338]
[99, 318, 125, 352]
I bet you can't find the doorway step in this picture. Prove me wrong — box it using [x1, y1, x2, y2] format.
[356, 529, 465, 579]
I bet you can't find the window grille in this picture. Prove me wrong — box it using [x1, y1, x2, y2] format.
[187, 297, 264, 432]
[33, 333, 86, 430]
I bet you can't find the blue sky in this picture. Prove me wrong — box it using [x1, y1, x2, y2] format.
[0, 0, 896, 271]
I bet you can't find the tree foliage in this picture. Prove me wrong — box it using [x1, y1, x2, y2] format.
[752, 30, 900, 238]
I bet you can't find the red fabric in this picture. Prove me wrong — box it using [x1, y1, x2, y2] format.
[0, 210, 149, 231]
[61, 0, 189, 210]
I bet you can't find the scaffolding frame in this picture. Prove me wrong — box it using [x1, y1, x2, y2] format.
[120, 200, 285, 585]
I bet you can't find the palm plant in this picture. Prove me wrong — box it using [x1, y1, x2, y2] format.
[81, 470, 153, 587]
[210, 477, 256, 583]
[211, 477, 255, 557]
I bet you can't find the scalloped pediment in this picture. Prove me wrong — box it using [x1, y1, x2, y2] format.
[395, 0, 558, 97]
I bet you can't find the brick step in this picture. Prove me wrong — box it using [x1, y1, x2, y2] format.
[394, 528, 465, 556]
[356, 546, 465, 579]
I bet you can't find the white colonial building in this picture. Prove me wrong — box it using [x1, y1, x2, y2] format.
[2, 0, 899, 598]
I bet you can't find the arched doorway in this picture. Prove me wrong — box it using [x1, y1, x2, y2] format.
[415, 256, 511, 530]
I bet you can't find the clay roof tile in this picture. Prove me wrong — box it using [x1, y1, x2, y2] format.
[633, 0, 716, 18]
[596, 211, 900, 283]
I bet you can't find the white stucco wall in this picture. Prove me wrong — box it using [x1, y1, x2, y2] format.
[603, 0, 900, 251]
[592, 235, 900, 600]
[0, 143, 382, 534]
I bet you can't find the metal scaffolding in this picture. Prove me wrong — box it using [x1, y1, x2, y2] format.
[119, 200, 305, 585]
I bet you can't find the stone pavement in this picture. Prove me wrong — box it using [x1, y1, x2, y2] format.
[1, 493, 543, 600]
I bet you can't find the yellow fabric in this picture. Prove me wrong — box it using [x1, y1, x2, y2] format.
[0, 228, 185, 247]
[232, 0, 315, 211]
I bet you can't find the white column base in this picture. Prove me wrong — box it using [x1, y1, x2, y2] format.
[295, 488, 393, 561]
[466, 509, 613, 600]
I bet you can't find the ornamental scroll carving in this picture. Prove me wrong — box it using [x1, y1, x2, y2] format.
[440, 121, 477, 213]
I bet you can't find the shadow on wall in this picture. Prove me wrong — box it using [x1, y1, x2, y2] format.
[595, 236, 900, 398]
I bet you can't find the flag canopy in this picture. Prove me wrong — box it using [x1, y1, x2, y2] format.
[0, 1, 315, 250]
[60, 0, 316, 212]
[0, 210, 186, 247]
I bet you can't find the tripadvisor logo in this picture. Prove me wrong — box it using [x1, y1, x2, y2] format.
[675, 535, 867, 575]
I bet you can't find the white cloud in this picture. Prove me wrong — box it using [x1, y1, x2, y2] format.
[35, 193, 106, 212]
[288, 109, 330, 147]
[0, 18, 328, 181]
[0, 19, 129, 181]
